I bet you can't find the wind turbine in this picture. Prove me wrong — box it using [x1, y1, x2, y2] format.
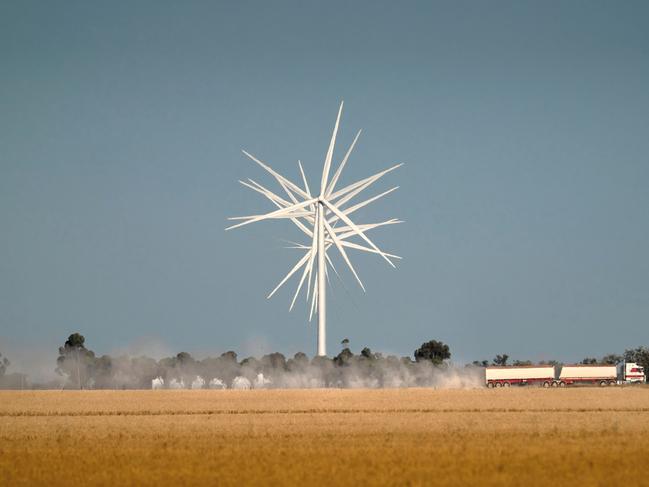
[226, 102, 401, 356]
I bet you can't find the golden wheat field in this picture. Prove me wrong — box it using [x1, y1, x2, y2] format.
[1, 388, 649, 486]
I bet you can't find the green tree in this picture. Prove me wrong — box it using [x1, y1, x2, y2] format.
[600, 354, 623, 365]
[175, 352, 194, 365]
[293, 352, 308, 365]
[333, 346, 354, 367]
[131, 356, 159, 389]
[221, 351, 238, 363]
[92, 354, 113, 388]
[414, 340, 451, 365]
[360, 347, 376, 360]
[539, 360, 561, 366]
[56, 333, 96, 389]
[493, 354, 509, 366]
[513, 359, 532, 366]
[287, 352, 309, 373]
[261, 352, 287, 373]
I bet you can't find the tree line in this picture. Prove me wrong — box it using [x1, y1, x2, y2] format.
[45, 334, 453, 389]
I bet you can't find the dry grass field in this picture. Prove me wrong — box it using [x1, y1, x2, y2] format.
[1, 388, 649, 486]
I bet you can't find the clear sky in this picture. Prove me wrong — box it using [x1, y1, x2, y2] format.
[1, 1, 648, 373]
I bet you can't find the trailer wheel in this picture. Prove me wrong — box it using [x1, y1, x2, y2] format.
[599, 380, 607, 387]
[609, 381, 616, 387]
[551, 381, 559, 388]
[486, 382, 493, 388]
[495, 382, 502, 388]
[542, 381, 550, 388]
[503, 382, 511, 387]
[559, 381, 566, 388]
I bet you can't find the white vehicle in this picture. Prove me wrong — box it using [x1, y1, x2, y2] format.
[617, 362, 645, 383]
[486, 366, 555, 388]
[486, 362, 646, 388]
[558, 365, 617, 387]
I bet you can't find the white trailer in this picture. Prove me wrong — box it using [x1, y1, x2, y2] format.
[485, 366, 555, 388]
[617, 362, 645, 383]
[557, 365, 617, 387]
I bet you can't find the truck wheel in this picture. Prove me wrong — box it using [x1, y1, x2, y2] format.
[495, 382, 502, 388]
[542, 381, 550, 388]
[559, 381, 566, 388]
[599, 380, 607, 387]
[609, 381, 616, 386]
[503, 382, 511, 387]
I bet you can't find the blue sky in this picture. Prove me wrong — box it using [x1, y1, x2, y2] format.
[1, 1, 648, 370]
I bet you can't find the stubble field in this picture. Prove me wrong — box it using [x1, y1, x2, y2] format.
[1, 388, 648, 486]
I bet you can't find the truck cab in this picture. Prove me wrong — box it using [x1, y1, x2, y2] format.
[617, 362, 645, 383]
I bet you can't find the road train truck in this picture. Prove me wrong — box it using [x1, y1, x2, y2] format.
[485, 362, 645, 388]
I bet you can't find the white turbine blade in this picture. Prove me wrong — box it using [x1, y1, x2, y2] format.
[332, 240, 402, 260]
[329, 169, 391, 210]
[334, 218, 402, 238]
[322, 217, 365, 291]
[324, 250, 341, 281]
[261, 165, 305, 210]
[333, 218, 402, 234]
[290, 246, 317, 311]
[323, 199, 395, 268]
[306, 255, 314, 301]
[227, 210, 314, 221]
[330, 162, 400, 210]
[252, 157, 308, 213]
[320, 101, 343, 196]
[240, 179, 290, 207]
[330, 178, 372, 211]
[309, 272, 318, 321]
[293, 213, 319, 310]
[329, 163, 403, 202]
[267, 250, 312, 299]
[239, 179, 311, 227]
[328, 187, 399, 226]
[285, 242, 310, 249]
[275, 175, 301, 205]
[325, 129, 361, 198]
[243, 180, 315, 233]
[226, 197, 318, 230]
[242, 150, 310, 200]
[297, 160, 317, 216]
[298, 161, 312, 197]
[322, 242, 343, 280]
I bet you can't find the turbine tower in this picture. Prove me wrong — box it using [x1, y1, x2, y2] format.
[227, 102, 401, 356]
